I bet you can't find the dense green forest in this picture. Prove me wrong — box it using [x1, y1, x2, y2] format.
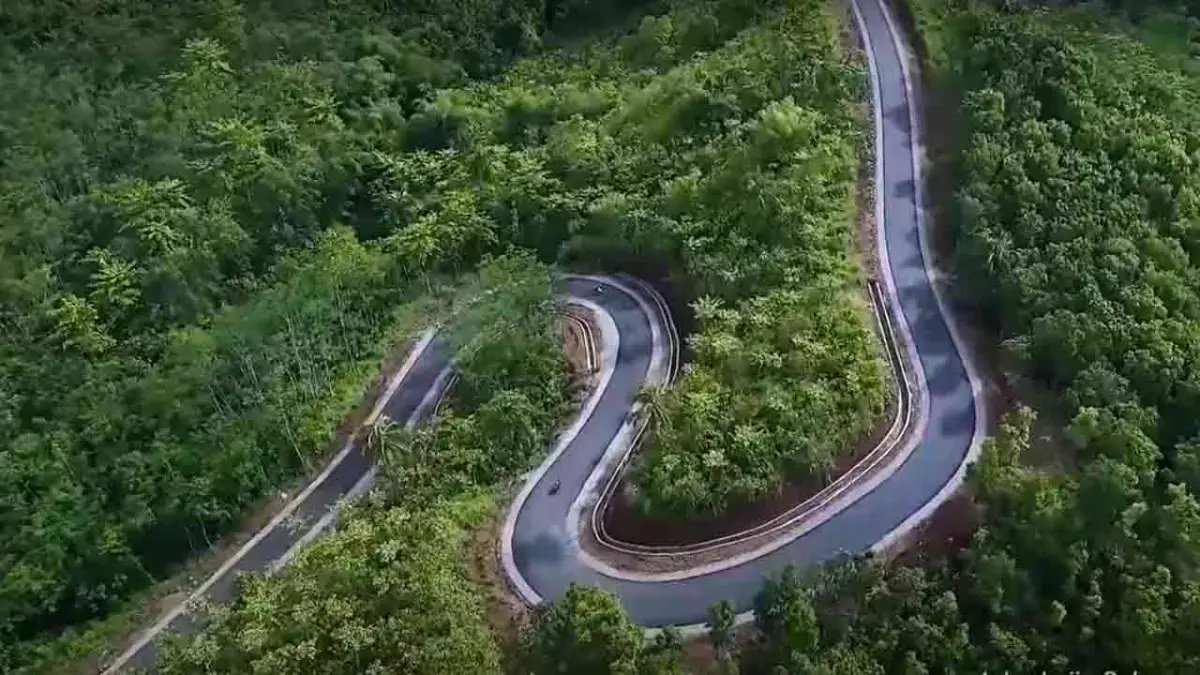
[157, 255, 569, 674]
[0, 0, 573, 666]
[26, 0, 1200, 671]
[360, 0, 890, 517]
[0, 0, 885, 669]
[160, 498, 506, 675]
[945, 4, 1200, 467]
[715, 1, 1200, 672]
[149, 1, 1200, 674]
[999, 0, 1200, 20]
[621, 8, 891, 514]
[370, 255, 573, 509]
[585, 0, 888, 517]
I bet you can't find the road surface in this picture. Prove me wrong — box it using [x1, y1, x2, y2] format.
[503, 0, 982, 625]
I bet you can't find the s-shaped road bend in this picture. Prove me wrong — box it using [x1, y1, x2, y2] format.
[502, 0, 984, 628]
[105, 0, 983, 670]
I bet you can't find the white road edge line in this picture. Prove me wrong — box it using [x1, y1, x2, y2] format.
[102, 329, 437, 674]
[501, 275, 668, 605]
[566, 0, 939, 585]
[645, 0, 990, 636]
[564, 301, 635, 549]
[109, 0, 994, 656]
[575, 286, 923, 581]
[864, 0, 987, 555]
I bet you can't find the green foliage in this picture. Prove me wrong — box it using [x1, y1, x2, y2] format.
[521, 584, 684, 675]
[0, 0, 579, 664]
[0, 0, 883, 665]
[947, 5, 1200, 449]
[448, 253, 567, 411]
[148, 2, 1200, 673]
[156, 501, 503, 675]
[636, 284, 889, 515]
[997, 0, 1200, 21]
[750, 559, 965, 674]
[743, 406, 1200, 674]
[372, 254, 571, 508]
[1, 229, 415, 667]
[615, 1, 887, 516]
[359, 0, 887, 516]
[737, 4, 1200, 675]
[752, 566, 822, 670]
[706, 600, 738, 669]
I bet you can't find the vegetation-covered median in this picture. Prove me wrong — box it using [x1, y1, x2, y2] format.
[351, 0, 891, 518]
[527, 0, 890, 517]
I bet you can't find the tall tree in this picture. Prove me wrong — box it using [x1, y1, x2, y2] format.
[707, 600, 739, 673]
[522, 584, 647, 675]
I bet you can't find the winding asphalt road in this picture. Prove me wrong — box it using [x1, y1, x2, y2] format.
[504, 0, 982, 626]
[106, 0, 981, 669]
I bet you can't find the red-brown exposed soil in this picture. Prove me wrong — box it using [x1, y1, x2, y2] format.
[889, 491, 980, 564]
[462, 489, 533, 672]
[562, 308, 598, 377]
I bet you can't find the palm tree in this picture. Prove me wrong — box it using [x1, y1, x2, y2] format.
[365, 417, 398, 462]
[635, 385, 672, 435]
[707, 600, 739, 672]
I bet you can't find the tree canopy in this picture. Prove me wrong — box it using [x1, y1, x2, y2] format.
[723, 2, 1200, 673]
[3, 0, 886, 668]
[157, 499, 503, 675]
[520, 584, 685, 675]
[939, 5, 1200, 669]
[370, 254, 572, 510]
[0, 0, 579, 666]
